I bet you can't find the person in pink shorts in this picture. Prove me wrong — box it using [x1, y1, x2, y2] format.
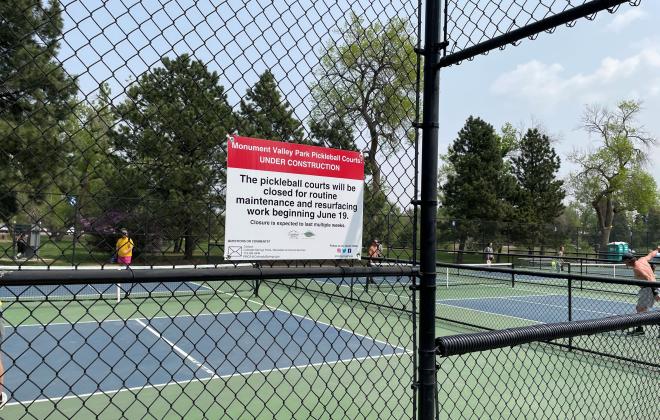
[115, 228, 134, 266]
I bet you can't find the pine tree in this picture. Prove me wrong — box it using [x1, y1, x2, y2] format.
[511, 128, 565, 248]
[238, 70, 306, 143]
[442, 117, 515, 260]
[114, 54, 235, 259]
[0, 0, 77, 221]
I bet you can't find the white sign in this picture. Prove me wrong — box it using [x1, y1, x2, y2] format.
[224, 136, 364, 260]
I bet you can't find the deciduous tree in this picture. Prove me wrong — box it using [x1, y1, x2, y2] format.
[570, 100, 657, 249]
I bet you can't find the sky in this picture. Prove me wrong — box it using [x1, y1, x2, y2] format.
[54, 1, 658, 207]
[439, 2, 660, 188]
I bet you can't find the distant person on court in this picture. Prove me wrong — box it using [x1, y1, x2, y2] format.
[15, 233, 27, 259]
[115, 228, 134, 266]
[622, 246, 660, 336]
[484, 243, 494, 265]
[367, 239, 383, 285]
[556, 245, 565, 272]
[0, 298, 8, 409]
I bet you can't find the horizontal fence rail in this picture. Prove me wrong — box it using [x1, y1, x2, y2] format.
[436, 311, 660, 357]
[431, 262, 659, 368]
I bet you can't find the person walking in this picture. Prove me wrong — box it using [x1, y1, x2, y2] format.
[367, 239, 383, 285]
[15, 233, 27, 259]
[115, 228, 134, 266]
[556, 245, 565, 272]
[484, 243, 494, 265]
[622, 246, 660, 336]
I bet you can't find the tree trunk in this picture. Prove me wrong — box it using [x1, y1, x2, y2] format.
[457, 239, 466, 264]
[599, 226, 613, 251]
[184, 225, 195, 260]
[593, 195, 615, 253]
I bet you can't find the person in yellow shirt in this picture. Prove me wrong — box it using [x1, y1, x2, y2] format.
[115, 228, 134, 266]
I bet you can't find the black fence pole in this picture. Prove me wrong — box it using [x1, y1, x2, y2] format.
[511, 263, 515, 288]
[568, 266, 573, 351]
[418, 0, 442, 418]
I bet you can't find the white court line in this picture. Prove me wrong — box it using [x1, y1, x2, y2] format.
[436, 302, 541, 324]
[489, 296, 621, 317]
[7, 340, 411, 407]
[437, 293, 559, 302]
[134, 318, 216, 377]
[9, 309, 268, 329]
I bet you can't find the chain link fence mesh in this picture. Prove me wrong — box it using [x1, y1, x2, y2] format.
[0, 267, 417, 418]
[436, 311, 660, 419]
[0, 0, 646, 418]
[442, 0, 641, 63]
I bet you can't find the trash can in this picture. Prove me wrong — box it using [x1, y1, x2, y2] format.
[606, 242, 629, 262]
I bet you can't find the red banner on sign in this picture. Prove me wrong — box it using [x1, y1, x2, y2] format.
[227, 135, 364, 180]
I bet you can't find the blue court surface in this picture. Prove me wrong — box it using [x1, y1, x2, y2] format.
[437, 294, 648, 323]
[1, 281, 210, 300]
[3, 310, 404, 404]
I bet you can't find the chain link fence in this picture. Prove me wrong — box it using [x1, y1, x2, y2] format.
[0, 0, 644, 418]
[436, 263, 659, 368]
[436, 311, 660, 419]
[0, 265, 417, 418]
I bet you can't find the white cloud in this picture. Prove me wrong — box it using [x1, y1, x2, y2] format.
[650, 79, 660, 97]
[606, 8, 647, 32]
[490, 46, 660, 106]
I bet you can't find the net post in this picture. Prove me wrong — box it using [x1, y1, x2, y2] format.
[116, 283, 121, 303]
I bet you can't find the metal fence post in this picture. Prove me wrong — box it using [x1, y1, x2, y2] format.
[511, 263, 515, 288]
[568, 264, 573, 350]
[418, 0, 442, 417]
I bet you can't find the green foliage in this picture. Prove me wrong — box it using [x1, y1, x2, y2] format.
[511, 128, 565, 247]
[309, 117, 356, 151]
[441, 117, 515, 251]
[0, 0, 77, 222]
[570, 100, 657, 247]
[312, 14, 418, 192]
[239, 70, 306, 143]
[114, 55, 235, 258]
[498, 122, 520, 157]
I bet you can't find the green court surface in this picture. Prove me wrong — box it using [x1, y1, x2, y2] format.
[0, 269, 656, 419]
[1, 277, 416, 419]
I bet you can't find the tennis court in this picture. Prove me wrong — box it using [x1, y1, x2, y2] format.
[0, 266, 416, 418]
[0, 262, 655, 418]
[3, 309, 404, 405]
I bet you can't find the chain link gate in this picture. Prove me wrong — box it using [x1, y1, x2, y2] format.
[419, 1, 644, 419]
[0, 0, 646, 418]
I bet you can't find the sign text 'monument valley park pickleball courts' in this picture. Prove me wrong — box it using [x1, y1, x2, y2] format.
[224, 136, 364, 260]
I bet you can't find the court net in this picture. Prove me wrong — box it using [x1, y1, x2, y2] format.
[440, 263, 513, 287]
[568, 262, 633, 278]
